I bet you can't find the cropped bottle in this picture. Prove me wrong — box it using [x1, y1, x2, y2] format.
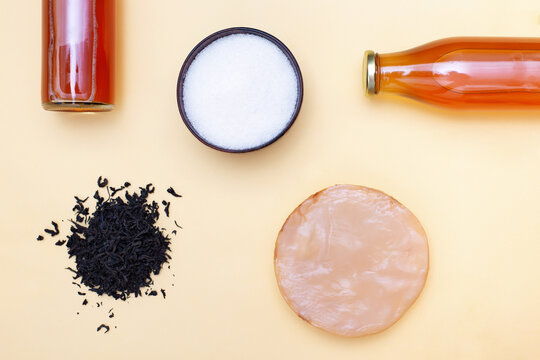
[364, 37, 540, 108]
[42, 0, 116, 112]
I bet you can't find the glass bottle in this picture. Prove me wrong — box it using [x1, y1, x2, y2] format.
[364, 37, 540, 108]
[42, 0, 116, 112]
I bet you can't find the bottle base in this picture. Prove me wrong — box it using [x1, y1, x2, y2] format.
[42, 101, 114, 112]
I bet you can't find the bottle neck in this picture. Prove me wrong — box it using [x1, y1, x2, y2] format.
[376, 52, 433, 96]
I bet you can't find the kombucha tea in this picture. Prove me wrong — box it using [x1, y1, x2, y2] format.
[364, 37, 540, 108]
[42, 0, 115, 112]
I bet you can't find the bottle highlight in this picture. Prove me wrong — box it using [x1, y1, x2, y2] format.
[364, 37, 540, 108]
[42, 0, 116, 112]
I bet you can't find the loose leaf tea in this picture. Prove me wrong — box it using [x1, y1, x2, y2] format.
[97, 176, 108, 188]
[97, 324, 110, 333]
[66, 180, 172, 300]
[162, 201, 171, 217]
[37, 177, 181, 333]
[167, 187, 182, 198]
[44, 221, 60, 236]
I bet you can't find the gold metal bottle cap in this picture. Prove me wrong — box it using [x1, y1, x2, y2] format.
[363, 50, 376, 95]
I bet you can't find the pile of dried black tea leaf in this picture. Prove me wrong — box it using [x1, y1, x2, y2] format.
[37, 177, 181, 331]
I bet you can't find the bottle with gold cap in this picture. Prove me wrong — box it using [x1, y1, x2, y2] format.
[364, 37, 540, 108]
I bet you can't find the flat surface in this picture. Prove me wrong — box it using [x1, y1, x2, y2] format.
[1, 0, 540, 359]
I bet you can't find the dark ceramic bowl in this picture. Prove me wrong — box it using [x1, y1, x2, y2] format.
[176, 27, 304, 153]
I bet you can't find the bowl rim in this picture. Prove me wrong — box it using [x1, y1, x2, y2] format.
[176, 27, 304, 153]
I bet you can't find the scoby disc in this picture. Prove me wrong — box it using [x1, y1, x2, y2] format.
[274, 185, 429, 337]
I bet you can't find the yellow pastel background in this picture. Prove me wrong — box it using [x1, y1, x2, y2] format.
[1, 0, 540, 358]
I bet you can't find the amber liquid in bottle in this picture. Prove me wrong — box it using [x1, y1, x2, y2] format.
[365, 37, 540, 108]
[42, 0, 115, 112]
